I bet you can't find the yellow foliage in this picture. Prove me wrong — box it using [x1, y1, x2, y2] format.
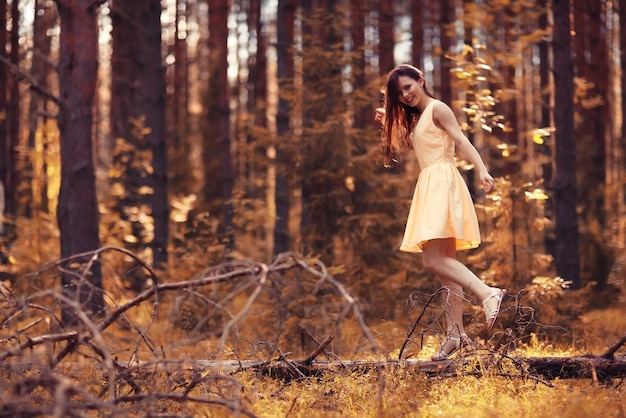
[524, 188, 549, 201]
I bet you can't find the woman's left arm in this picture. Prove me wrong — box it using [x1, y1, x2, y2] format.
[433, 102, 494, 192]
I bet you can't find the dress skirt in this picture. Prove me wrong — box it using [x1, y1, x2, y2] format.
[399, 161, 481, 253]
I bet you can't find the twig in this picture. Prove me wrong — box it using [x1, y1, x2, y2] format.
[299, 323, 338, 361]
[0, 54, 61, 106]
[398, 289, 442, 360]
[0, 317, 42, 342]
[216, 263, 269, 354]
[290, 255, 378, 352]
[0, 330, 79, 362]
[302, 335, 335, 366]
[601, 333, 626, 359]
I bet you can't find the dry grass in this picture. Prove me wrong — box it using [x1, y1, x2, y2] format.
[182, 366, 626, 417]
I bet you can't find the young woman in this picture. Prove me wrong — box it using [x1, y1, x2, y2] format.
[374, 64, 505, 361]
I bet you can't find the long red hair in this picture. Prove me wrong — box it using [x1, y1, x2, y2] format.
[381, 65, 434, 167]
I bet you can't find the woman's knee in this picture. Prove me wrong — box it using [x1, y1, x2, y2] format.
[422, 252, 441, 273]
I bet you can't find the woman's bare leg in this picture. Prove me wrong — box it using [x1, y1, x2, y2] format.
[423, 238, 501, 316]
[439, 281, 465, 335]
[438, 238, 465, 335]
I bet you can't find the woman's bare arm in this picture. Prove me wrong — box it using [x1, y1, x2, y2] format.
[432, 102, 494, 192]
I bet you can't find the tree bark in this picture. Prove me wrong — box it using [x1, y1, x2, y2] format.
[204, 0, 234, 249]
[410, 0, 424, 71]
[8, 0, 19, 217]
[54, 0, 104, 324]
[110, 0, 169, 271]
[538, 0, 555, 257]
[245, 0, 268, 211]
[0, 0, 8, 234]
[273, 0, 296, 256]
[615, 0, 626, 251]
[141, 0, 169, 270]
[172, 0, 188, 150]
[552, 0, 581, 288]
[26, 1, 56, 217]
[461, 0, 477, 198]
[574, 0, 611, 292]
[299, 0, 348, 263]
[439, 0, 454, 104]
[378, 0, 394, 74]
[350, 0, 367, 129]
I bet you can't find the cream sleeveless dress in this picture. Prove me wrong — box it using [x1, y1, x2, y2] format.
[399, 100, 481, 253]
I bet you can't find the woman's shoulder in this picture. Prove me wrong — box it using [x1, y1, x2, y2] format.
[428, 100, 460, 132]
[430, 99, 452, 112]
[430, 100, 455, 120]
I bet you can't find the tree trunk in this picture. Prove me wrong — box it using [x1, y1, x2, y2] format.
[168, 0, 192, 195]
[273, 0, 296, 256]
[245, 0, 268, 212]
[299, 0, 348, 263]
[110, 0, 168, 271]
[410, 0, 424, 71]
[172, 0, 187, 150]
[8, 0, 19, 217]
[109, 1, 142, 273]
[26, 0, 56, 217]
[54, 0, 104, 324]
[204, 0, 234, 250]
[615, 0, 626, 251]
[501, 2, 519, 171]
[575, 0, 611, 293]
[439, 0, 454, 104]
[250, 0, 267, 133]
[461, 0, 477, 198]
[551, 0, 581, 288]
[378, 0, 394, 74]
[350, 0, 367, 129]
[0, 0, 8, 235]
[539, 0, 555, 257]
[141, 0, 169, 270]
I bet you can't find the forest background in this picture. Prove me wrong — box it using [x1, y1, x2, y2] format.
[1, 0, 626, 416]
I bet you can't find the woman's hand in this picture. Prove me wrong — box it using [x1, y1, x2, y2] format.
[374, 107, 385, 124]
[478, 169, 494, 193]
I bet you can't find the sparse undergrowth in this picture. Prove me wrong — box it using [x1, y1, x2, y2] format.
[1, 249, 625, 417]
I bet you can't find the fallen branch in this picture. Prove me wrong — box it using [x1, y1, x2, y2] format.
[216, 352, 626, 382]
[602, 333, 626, 359]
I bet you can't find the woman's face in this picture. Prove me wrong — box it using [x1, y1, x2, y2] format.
[396, 75, 424, 108]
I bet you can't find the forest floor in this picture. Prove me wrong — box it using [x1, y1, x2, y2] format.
[221, 308, 626, 418]
[2, 306, 625, 417]
[2, 250, 626, 417]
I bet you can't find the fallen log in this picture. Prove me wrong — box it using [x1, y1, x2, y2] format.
[185, 354, 625, 384]
[237, 332, 626, 382]
[4, 352, 626, 385]
[68, 352, 618, 384]
[522, 355, 626, 380]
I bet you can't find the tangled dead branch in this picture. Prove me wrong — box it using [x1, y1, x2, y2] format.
[0, 249, 377, 416]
